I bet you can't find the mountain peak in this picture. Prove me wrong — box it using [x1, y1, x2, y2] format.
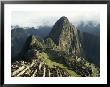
[49, 16, 74, 45]
[19, 35, 43, 59]
[30, 35, 37, 44]
[60, 16, 68, 20]
[49, 16, 82, 54]
[21, 35, 38, 52]
[26, 35, 37, 46]
[58, 16, 69, 24]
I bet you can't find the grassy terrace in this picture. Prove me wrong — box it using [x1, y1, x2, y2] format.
[38, 52, 80, 77]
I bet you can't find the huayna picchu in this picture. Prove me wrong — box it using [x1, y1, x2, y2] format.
[11, 16, 100, 77]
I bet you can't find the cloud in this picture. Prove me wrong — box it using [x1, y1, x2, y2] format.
[11, 4, 100, 27]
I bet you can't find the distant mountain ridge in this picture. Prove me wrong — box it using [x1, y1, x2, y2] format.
[77, 21, 100, 36]
[11, 26, 51, 59]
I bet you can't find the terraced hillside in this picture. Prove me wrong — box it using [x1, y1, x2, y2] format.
[11, 59, 70, 77]
[11, 51, 80, 77]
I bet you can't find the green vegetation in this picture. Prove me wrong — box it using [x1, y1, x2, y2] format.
[65, 56, 100, 77]
[44, 38, 56, 49]
[37, 52, 80, 76]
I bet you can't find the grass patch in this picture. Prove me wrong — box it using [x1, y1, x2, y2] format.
[38, 52, 80, 77]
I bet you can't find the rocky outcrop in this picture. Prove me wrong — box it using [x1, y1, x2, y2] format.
[18, 35, 43, 60]
[49, 16, 82, 55]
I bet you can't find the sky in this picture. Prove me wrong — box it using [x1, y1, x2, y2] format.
[11, 4, 100, 28]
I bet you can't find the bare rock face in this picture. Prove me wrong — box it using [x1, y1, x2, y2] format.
[49, 16, 82, 55]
